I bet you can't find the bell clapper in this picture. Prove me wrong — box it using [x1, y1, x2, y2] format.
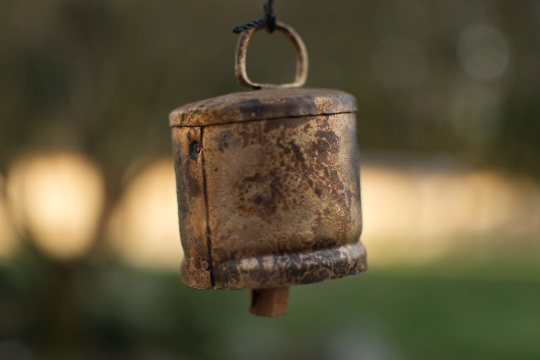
[249, 287, 290, 317]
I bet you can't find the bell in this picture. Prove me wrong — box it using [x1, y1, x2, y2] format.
[169, 10, 366, 317]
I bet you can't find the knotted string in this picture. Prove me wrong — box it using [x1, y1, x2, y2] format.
[233, 0, 277, 34]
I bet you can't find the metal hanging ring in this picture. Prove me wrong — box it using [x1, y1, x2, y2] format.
[235, 21, 309, 90]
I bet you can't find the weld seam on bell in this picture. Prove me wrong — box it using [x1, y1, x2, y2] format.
[199, 127, 216, 288]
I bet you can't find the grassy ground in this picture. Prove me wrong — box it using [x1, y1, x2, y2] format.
[1, 249, 540, 360]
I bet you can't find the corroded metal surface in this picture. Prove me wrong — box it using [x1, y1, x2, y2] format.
[169, 88, 357, 127]
[202, 113, 364, 289]
[171, 89, 366, 290]
[216, 242, 366, 289]
[171, 127, 212, 288]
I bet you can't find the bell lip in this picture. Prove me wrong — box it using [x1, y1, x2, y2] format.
[181, 241, 367, 290]
[169, 88, 357, 128]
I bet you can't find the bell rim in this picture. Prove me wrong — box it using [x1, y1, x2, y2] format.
[181, 240, 367, 290]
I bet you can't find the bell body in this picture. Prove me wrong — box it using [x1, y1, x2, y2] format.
[170, 89, 366, 290]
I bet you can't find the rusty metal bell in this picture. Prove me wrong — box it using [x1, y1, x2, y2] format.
[169, 18, 366, 316]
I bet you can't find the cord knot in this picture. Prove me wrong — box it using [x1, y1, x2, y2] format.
[233, 0, 277, 34]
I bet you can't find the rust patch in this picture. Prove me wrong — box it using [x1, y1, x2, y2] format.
[238, 206, 253, 217]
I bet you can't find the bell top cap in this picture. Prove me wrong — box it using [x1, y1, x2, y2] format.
[169, 88, 357, 127]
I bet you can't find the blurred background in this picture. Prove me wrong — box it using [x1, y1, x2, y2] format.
[1, 0, 540, 359]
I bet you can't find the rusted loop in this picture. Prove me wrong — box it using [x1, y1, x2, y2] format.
[235, 21, 309, 90]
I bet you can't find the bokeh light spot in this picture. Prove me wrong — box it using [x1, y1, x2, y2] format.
[108, 159, 183, 271]
[7, 153, 104, 260]
[448, 80, 503, 144]
[458, 25, 510, 80]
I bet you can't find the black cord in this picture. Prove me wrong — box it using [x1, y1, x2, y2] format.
[232, 0, 277, 34]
